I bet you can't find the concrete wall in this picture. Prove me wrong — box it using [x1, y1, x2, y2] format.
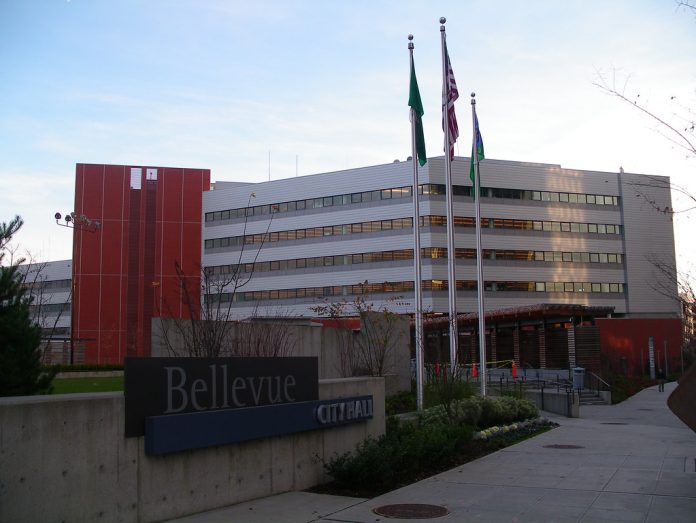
[0, 377, 385, 523]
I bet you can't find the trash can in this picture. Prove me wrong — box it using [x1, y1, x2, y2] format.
[572, 367, 585, 390]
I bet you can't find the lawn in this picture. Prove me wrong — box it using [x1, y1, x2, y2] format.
[51, 376, 124, 394]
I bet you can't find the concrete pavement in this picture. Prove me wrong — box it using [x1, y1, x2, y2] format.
[167, 382, 696, 522]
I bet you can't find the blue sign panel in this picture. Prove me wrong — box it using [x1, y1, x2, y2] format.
[145, 395, 373, 455]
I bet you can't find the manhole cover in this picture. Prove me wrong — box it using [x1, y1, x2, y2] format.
[601, 422, 628, 425]
[373, 504, 450, 519]
[543, 444, 584, 449]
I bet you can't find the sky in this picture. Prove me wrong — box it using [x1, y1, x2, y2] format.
[1, 0, 695, 274]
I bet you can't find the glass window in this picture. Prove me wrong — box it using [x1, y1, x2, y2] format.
[535, 251, 544, 261]
[604, 196, 614, 205]
[563, 252, 572, 262]
[559, 193, 569, 202]
[541, 192, 551, 201]
[610, 283, 620, 293]
[549, 192, 560, 202]
[536, 282, 546, 292]
[608, 254, 617, 263]
[592, 283, 601, 292]
[296, 200, 306, 210]
[606, 224, 616, 234]
[532, 191, 541, 200]
[577, 194, 587, 204]
[586, 194, 595, 204]
[590, 253, 599, 263]
[544, 251, 554, 262]
[543, 221, 553, 231]
[561, 222, 571, 232]
[572, 252, 582, 263]
[588, 223, 597, 233]
[333, 195, 343, 206]
[371, 190, 382, 201]
[570, 223, 580, 233]
[568, 193, 578, 204]
[381, 189, 392, 200]
[581, 252, 590, 263]
[578, 223, 589, 233]
[564, 282, 574, 292]
[323, 197, 333, 207]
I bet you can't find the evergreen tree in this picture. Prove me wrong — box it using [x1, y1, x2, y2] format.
[0, 215, 55, 396]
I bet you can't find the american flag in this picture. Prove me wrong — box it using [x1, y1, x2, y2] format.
[443, 43, 459, 160]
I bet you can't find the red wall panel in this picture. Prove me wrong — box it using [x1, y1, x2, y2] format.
[72, 163, 210, 364]
[596, 318, 683, 377]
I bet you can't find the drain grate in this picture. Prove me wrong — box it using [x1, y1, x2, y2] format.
[543, 444, 584, 449]
[601, 422, 628, 425]
[638, 408, 653, 411]
[373, 504, 450, 519]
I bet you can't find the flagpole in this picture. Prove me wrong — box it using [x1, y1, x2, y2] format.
[440, 17, 458, 374]
[408, 35, 425, 411]
[471, 93, 487, 395]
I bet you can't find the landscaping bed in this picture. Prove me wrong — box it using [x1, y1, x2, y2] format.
[312, 394, 556, 498]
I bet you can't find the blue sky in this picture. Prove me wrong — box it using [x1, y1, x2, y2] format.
[1, 0, 695, 270]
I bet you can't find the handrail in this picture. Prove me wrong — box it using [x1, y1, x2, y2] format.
[585, 371, 611, 392]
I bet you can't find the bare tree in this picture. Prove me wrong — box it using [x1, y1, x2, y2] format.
[312, 283, 408, 377]
[594, 12, 696, 352]
[157, 196, 301, 357]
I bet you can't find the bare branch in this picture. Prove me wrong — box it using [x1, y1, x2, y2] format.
[594, 70, 695, 157]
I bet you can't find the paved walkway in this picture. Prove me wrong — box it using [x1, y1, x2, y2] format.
[168, 382, 696, 522]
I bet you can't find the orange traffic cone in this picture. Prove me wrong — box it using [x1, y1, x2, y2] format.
[472, 363, 478, 378]
[511, 360, 518, 379]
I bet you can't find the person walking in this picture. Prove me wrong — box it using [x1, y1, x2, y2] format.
[657, 368, 665, 392]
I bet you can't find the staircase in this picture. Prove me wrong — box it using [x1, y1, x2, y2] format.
[579, 389, 609, 406]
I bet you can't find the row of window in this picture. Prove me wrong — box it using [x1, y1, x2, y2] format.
[423, 216, 622, 235]
[204, 184, 619, 223]
[28, 303, 71, 314]
[205, 247, 624, 277]
[211, 279, 625, 303]
[22, 278, 72, 291]
[204, 215, 622, 250]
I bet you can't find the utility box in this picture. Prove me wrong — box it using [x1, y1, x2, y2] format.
[572, 367, 585, 390]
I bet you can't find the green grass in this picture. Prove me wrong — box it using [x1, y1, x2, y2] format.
[51, 376, 124, 394]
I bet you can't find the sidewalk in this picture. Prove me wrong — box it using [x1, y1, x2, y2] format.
[167, 382, 696, 522]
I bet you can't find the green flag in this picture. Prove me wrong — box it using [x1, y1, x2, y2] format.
[469, 110, 485, 199]
[408, 55, 427, 167]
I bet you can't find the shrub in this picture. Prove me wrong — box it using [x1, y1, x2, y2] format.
[385, 390, 416, 415]
[324, 416, 473, 493]
[420, 395, 538, 430]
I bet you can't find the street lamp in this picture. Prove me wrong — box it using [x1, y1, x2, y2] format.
[54, 211, 101, 233]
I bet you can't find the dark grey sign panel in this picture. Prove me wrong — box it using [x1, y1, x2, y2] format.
[145, 395, 374, 455]
[124, 357, 318, 437]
